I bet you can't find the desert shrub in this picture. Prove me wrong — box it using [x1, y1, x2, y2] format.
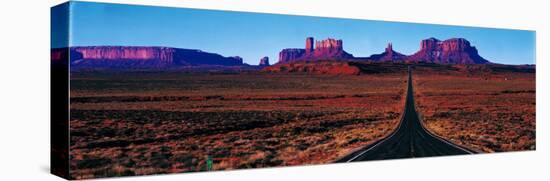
[76, 157, 112, 169]
[150, 151, 172, 169]
[433, 112, 451, 118]
[97, 127, 117, 137]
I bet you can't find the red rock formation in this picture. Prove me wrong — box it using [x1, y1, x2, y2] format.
[407, 38, 490, 64]
[386, 43, 395, 54]
[278, 48, 306, 64]
[278, 37, 490, 65]
[368, 43, 407, 61]
[73, 46, 174, 62]
[259, 56, 270, 67]
[68, 46, 244, 69]
[305, 37, 314, 54]
[278, 37, 353, 63]
[310, 38, 353, 59]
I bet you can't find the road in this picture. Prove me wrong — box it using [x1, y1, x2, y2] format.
[337, 66, 475, 162]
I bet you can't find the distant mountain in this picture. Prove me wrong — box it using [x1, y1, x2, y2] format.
[51, 46, 247, 70]
[52, 37, 494, 72]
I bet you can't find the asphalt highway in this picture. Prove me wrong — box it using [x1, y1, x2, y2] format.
[336, 66, 475, 162]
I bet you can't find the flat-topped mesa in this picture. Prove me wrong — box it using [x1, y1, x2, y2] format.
[311, 38, 353, 59]
[368, 43, 406, 61]
[65, 46, 244, 69]
[407, 38, 490, 64]
[72, 46, 175, 64]
[278, 37, 353, 63]
[442, 38, 471, 52]
[278, 48, 306, 64]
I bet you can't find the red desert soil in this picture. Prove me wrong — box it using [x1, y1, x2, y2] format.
[413, 65, 535, 153]
[263, 61, 361, 75]
[68, 72, 406, 179]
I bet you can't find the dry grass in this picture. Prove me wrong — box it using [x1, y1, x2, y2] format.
[414, 68, 535, 153]
[68, 72, 406, 179]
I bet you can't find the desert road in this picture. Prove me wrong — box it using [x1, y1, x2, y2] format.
[336, 66, 476, 162]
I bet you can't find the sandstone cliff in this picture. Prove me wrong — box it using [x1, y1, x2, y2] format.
[58, 46, 245, 69]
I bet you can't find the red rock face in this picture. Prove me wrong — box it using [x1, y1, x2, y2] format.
[73, 46, 175, 63]
[368, 43, 407, 61]
[407, 38, 490, 64]
[314, 39, 342, 52]
[68, 46, 244, 69]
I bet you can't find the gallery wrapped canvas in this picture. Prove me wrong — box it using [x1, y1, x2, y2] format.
[51, 1, 536, 179]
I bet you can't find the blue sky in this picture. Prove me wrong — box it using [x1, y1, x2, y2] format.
[56, 1, 536, 65]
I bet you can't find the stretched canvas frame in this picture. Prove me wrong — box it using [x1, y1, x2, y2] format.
[51, 1, 536, 179]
